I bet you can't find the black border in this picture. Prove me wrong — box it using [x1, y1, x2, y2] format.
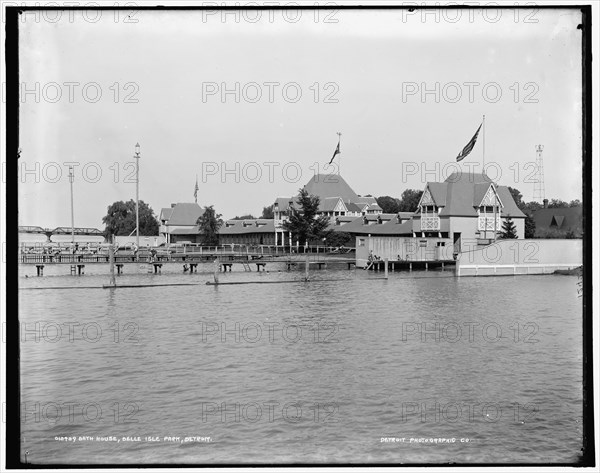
[5, 4, 594, 469]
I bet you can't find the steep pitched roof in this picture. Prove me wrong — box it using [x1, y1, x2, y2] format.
[445, 172, 494, 184]
[496, 187, 526, 218]
[303, 174, 360, 202]
[320, 197, 346, 212]
[420, 172, 525, 218]
[166, 203, 205, 226]
[159, 208, 173, 222]
[345, 202, 362, 213]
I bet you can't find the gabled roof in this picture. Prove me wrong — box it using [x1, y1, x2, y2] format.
[159, 208, 173, 222]
[427, 183, 448, 207]
[303, 174, 360, 202]
[320, 197, 346, 212]
[274, 197, 297, 210]
[368, 203, 383, 211]
[345, 202, 362, 213]
[496, 187, 525, 218]
[166, 203, 205, 226]
[419, 172, 525, 218]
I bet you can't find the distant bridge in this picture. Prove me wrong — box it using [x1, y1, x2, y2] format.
[19, 226, 104, 241]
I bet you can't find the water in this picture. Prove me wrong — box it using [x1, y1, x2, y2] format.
[19, 264, 584, 464]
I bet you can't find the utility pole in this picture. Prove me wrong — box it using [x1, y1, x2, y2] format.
[134, 143, 141, 258]
[69, 166, 75, 244]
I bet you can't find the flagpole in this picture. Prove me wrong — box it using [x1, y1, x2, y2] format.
[337, 132, 342, 175]
[482, 115, 486, 169]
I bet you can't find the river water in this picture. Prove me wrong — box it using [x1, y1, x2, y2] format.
[18, 264, 584, 464]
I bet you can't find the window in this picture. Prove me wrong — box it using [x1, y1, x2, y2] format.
[419, 240, 427, 247]
[358, 239, 365, 247]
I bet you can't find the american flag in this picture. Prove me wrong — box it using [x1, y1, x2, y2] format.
[456, 123, 482, 162]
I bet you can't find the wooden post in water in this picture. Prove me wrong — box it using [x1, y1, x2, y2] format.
[384, 258, 389, 279]
[213, 258, 219, 284]
[305, 254, 309, 281]
[108, 241, 116, 287]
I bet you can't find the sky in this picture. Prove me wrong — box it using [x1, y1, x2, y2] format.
[16, 4, 585, 229]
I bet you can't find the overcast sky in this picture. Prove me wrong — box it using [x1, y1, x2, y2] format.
[18, 5, 584, 228]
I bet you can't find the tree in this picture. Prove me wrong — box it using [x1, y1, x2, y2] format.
[547, 199, 569, 208]
[398, 189, 423, 212]
[282, 188, 330, 245]
[231, 214, 256, 220]
[102, 199, 159, 239]
[323, 231, 352, 247]
[197, 205, 223, 246]
[507, 187, 524, 209]
[569, 199, 582, 207]
[261, 204, 274, 219]
[508, 187, 536, 238]
[525, 216, 536, 239]
[376, 196, 401, 214]
[499, 217, 518, 239]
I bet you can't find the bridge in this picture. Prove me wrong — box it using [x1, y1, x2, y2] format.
[19, 226, 104, 241]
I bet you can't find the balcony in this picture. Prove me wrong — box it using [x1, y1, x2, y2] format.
[420, 216, 440, 231]
[478, 216, 502, 231]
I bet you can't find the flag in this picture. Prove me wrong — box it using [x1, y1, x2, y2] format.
[194, 176, 199, 203]
[456, 123, 482, 162]
[328, 140, 340, 165]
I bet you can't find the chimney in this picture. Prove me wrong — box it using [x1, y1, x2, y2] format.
[543, 198, 548, 209]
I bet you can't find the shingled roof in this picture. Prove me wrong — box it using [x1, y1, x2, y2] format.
[219, 219, 276, 235]
[533, 207, 582, 236]
[303, 174, 360, 202]
[421, 172, 525, 218]
[165, 203, 205, 226]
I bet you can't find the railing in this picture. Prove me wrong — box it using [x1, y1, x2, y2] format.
[19, 244, 354, 263]
[478, 216, 502, 231]
[420, 216, 440, 231]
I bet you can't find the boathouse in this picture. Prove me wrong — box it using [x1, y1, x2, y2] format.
[159, 203, 205, 244]
[411, 171, 526, 253]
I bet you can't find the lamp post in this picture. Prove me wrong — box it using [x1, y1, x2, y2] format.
[134, 143, 141, 258]
[288, 200, 293, 254]
[69, 165, 74, 245]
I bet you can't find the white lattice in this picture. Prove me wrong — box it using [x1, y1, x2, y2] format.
[478, 216, 502, 231]
[421, 216, 440, 231]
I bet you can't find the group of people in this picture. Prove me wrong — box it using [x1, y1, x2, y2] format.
[367, 251, 382, 263]
[22, 242, 96, 256]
